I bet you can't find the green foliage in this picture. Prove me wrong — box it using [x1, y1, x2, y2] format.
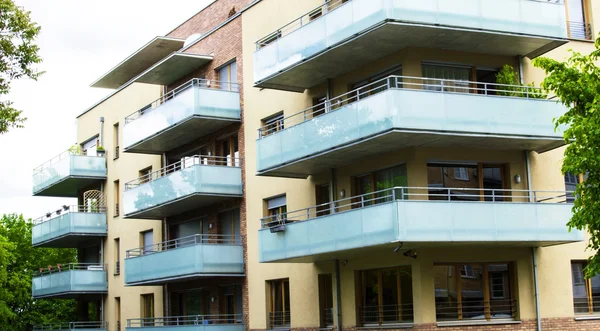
[533, 38, 600, 278]
[68, 144, 82, 155]
[0, 214, 77, 330]
[0, 0, 42, 134]
[495, 64, 546, 99]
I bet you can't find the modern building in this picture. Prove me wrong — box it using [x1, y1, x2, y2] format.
[30, 0, 600, 331]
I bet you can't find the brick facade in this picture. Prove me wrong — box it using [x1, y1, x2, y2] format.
[163, 2, 249, 328]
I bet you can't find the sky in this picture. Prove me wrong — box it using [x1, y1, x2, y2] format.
[0, 0, 213, 219]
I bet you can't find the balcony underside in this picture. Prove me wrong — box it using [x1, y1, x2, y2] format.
[259, 129, 564, 178]
[127, 273, 245, 287]
[32, 291, 106, 300]
[125, 194, 241, 220]
[256, 22, 566, 92]
[124, 116, 240, 155]
[33, 176, 106, 197]
[259, 201, 582, 263]
[33, 232, 106, 248]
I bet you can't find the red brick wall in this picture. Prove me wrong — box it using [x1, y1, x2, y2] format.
[164, 1, 248, 327]
[167, 0, 252, 39]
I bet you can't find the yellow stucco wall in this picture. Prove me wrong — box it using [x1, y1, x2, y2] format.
[242, 0, 599, 329]
[76, 82, 164, 328]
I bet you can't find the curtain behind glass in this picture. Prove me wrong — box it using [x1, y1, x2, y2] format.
[422, 65, 470, 92]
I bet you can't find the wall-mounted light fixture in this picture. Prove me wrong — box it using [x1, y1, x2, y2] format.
[339, 189, 346, 198]
[514, 174, 521, 184]
[209, 222, 214, 230]
[211, 296, 216, 303]
[403, 250, 417, 259]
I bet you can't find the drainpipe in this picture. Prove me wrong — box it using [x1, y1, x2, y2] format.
[99, 117, 104, 147]
[532, 247, 542, 331]
[334, 260, 342, 331]
[101, 294, 105, 325]
[525, 151, 533, 202]
[330, 168, 336, 214]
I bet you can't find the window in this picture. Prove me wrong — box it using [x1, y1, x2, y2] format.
[357, 266, 413, 326]
[115, 297, 121, 331]
[113, 123, 119, 160]
[218, 209, 241, 244]
[433, 263, 515, 321]
[312, 96, 328, 118]
[319, 274, 334, 327]
[268, 279, 290, 328]
[141, 294, 155, 325]
[567, 0, 592, 40]
[309, 8, 322, 21]
[265, 195, 287, 227]
[564, 172, 580, 203]
[351, 66, 402, 102]
[218, 135, 239, 167]
[139, 167, 152, 184]
[354, 164, 408, 207]
[454, 168, 469, 181]
[258, 31, 281, 48]
[571, 261, 600, 314]
[113, 180, 120, 217]
[261, 112, 284, 136]
[428, 163, 507, 202]
[316, 184, 331, 217]
[114, 238, 120, 275]
[82, 137, 98, 156]
[222, 284, 243, 323]
[141, 230, 153, 255]
[218, 61, 237, 91]
[170, 289, 210, 318]
[422, 64, 471, 93]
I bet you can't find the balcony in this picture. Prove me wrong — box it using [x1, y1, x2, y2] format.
[123, 79, 241, 154]
[33, 150, 107, 197]
[32, 263, 108, 299]
[258, 187, 583, 263]
[32, 205, 107, 248]
[124, 234, 244, 286]
[254, 0, 567, 91]
[33, 322, 108, 331]
[256, 76, 566, 178]
[123, 156, 243, 219]
[126, 315, 244, 331]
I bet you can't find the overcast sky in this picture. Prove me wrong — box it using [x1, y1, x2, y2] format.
[0, 0, 213, 219]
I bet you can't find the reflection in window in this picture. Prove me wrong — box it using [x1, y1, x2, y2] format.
[571, 261, 600, 314]
[269, 279, 290, 328]
[358, 266, 413, 326]
[354, 164, 408, 207]
[564, 172, 580, 203]
[434, 264, 515, 321]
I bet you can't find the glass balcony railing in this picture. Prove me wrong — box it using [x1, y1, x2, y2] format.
[32, 263, 108, 299]
[256, 75, 566, 177]
[125, 234, 244, 286]
[123, 78, 241, 154]
[254, 0, 567, 88]
[259, 187, 582, 262]
[31, 205, 107, 247]
[123, 155, 243, 219]
[32, 149, 106, 197]
[126, 315, 244, 331]
[33, 322, 108, 331]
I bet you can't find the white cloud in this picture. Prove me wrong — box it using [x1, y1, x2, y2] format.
[0, 0, 213, 219]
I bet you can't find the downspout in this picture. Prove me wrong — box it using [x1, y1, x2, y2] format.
[330, 168, 336, 213]
[99, 117, 105, 147]
[335, 260, 342, 331]
[532, 247, 542, 331]
[518, 56, 525, 85]
[525, 151, 533, 202]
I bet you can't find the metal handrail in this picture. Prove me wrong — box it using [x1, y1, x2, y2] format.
[126, 234, 240, 258]
[127, 314, 243, 327]
[255, 0, 564, 48]
[260, 187, 574, 228]
[256, 0, 347, 49]
[124, 78, 240, 124]
[33, 148, 104, 174]
[32, 205, 106, 225]
[435, 299, 518, 319]
[257, 74, 549, 138]
[33, 321, 108, 330]
[34, 263, 108, 276]
[124, 155, 241, 190]
[567, 21, 593, 40]
[359, 303, 415, 324]
[269, 311, 291, 327]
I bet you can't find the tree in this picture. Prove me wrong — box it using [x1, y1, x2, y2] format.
[0, 0, 42, 134]
[533, 38, 600, 278]
[0, 214, 77, 331]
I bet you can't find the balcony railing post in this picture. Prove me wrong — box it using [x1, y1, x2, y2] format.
[392, 188, 396, 201]
[484, 83, 488, 96]
[441, 79, 444, 92]
[361, 195, 365, 208]
[447, 188, 451, 201]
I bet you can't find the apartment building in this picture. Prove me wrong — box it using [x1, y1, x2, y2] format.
[28, 0, 600, 331]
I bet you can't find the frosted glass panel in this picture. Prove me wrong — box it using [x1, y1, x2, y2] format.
[32, 155, 106, 194]
[32, 212, 107, 246]
[32, 270, 107, 298]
